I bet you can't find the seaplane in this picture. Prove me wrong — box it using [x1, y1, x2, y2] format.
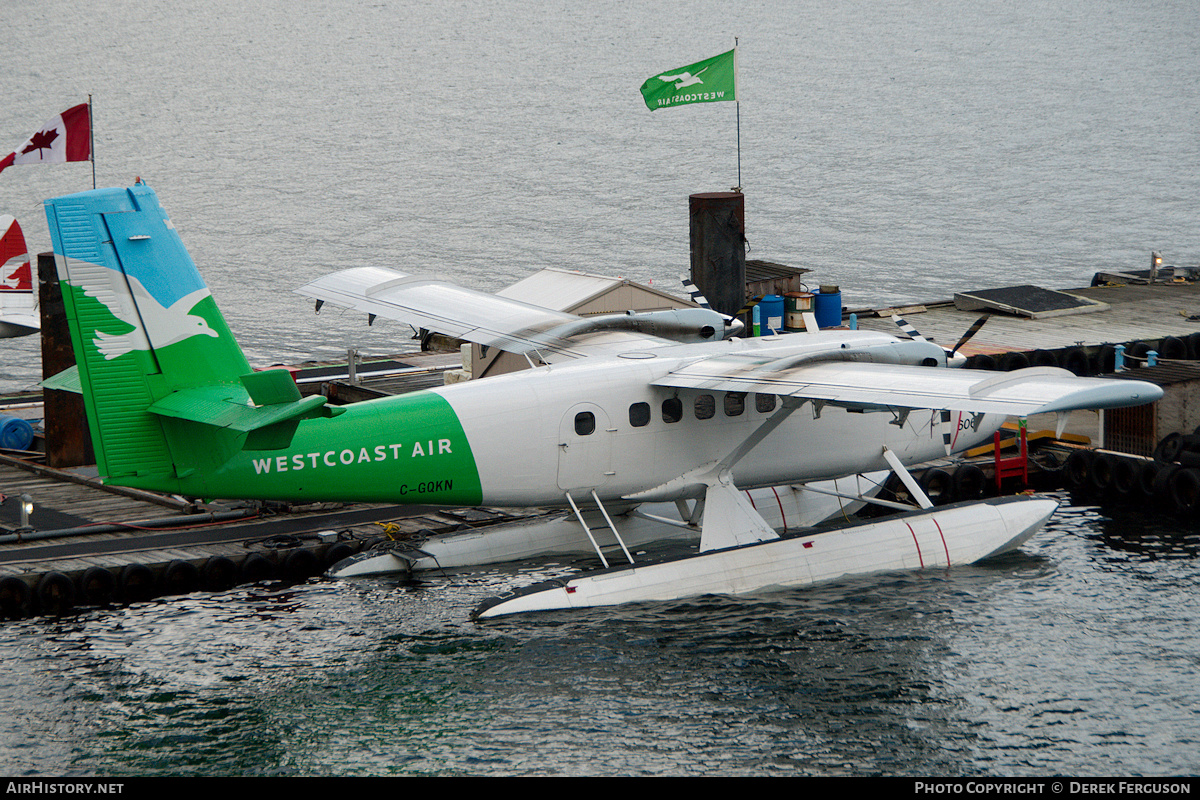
[0, 215, 38, 338]
[42, 182, 1162, 618]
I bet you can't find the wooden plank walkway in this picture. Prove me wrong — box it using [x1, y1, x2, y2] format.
[0, 453, 529, 617]
[853, 279, 1200, 359]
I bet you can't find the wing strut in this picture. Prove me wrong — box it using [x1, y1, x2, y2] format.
[880, 446, 935, 509]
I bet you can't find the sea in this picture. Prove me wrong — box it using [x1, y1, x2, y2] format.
[1, 0, 1199, 778]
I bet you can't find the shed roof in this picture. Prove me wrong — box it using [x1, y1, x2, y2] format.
[497, 267, 692, 313]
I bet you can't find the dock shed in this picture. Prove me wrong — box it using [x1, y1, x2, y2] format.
[1102, 363, 1200, 457]
[462, 268, 698, 380]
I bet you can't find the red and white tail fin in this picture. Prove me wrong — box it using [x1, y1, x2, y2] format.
[0, 215, 30, 292]
[0, 215, 38, 337]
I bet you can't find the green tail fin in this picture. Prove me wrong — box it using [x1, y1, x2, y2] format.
[45, 182, 331, 490]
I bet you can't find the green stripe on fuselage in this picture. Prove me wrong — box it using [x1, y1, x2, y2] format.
[169, 390, 484, 506]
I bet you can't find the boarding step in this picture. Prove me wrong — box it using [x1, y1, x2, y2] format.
[565, 490, 634, 568]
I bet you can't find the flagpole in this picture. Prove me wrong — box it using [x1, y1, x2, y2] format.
[88, 94, 95, 190]
[734, 40, 741, 192]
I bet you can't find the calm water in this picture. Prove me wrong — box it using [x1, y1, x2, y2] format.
[2, 498, 1199, 776]
[1, 0, 1198, 777]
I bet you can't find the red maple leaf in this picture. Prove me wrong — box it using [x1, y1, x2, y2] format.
[20, 127, 59, 159]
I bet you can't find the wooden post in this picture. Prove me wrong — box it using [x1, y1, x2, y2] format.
[689, 192, 746, 319]
[38, 252, 94, 467]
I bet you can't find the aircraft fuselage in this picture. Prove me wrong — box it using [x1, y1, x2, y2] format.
[168, 329, 1002, 508]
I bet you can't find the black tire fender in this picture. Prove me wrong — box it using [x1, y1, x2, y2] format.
[951, 464, 986, 501]
[36, 571, 76, 617]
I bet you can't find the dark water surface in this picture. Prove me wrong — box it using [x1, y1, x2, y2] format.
[2, 498, 1198, 776]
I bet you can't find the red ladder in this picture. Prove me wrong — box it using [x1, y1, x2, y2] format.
[994, 421, 1028, 492]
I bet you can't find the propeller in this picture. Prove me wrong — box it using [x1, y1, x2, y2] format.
[891, 313, 990, 367]
[681, 277, 747, 338]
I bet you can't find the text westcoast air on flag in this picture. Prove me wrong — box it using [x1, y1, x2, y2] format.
[640, 48, 737, 111]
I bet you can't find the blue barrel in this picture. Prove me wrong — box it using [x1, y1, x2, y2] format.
[758, 294, 785, 335]
[0, 414, 33, 451]
[813, 286, 842, 329]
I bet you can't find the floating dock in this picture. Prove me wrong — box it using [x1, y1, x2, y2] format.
[852, 270, 1200, 373]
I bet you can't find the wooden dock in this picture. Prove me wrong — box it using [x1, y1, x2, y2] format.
[852, 274, 1200, 369]
[0, 450, 528, 618]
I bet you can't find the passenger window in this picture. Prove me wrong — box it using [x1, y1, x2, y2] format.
[575, 411, 596, 436]
[755, 393, 777, 413]
[629, 402, 651, 427]
[695, 394, 715, 420]
[724, 392, 745, 416]
[662, 397, 683, 424]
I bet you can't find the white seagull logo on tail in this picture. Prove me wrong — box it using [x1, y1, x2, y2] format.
[75, 264, 218, 359]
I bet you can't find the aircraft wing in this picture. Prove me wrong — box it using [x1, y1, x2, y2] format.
[297, 267, 599, 357]
[652, 356, 1162, 415]
[295, 267, 662, 357]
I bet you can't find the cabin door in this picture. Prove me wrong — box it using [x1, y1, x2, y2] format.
[557, 402, 614, 492]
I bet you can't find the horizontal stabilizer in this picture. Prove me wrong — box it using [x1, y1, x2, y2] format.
[147, 370, 340, 445]
[41, 366, 82, 394]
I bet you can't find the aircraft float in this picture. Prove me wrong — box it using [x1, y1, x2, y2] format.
[42, 182, 1162, 618]
[0, 215, 38, 338]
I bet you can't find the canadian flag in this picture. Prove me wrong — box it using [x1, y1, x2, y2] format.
[0, 103, 91, 175]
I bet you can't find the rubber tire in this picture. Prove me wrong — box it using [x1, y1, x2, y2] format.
[1126, 341, 1152, 368]
[324, 542, 356, 569]
[1186, 331, 1200, 360]
[970, 354, 998, 371]
[1154, 433, 1185, 464]
[1090, 453, 1117, 494]
[78, 567, 116, 606]
[1031, 349, 1059, 368]
[1063, 348, 1091, 376]
[36, 571, 76, 617]
[282, 548, 320, 581]
[1091, 345, 1116, 375]
[1064, 450, 1093, 491]
[119, 563, 156, 603]
[918, 468, 953, 506]
[1159, 336, 1187, 360]
[1111, 457, 1138, 500]
[952, 464, 986, 501]
[240, 553, 275, 583]
[0, 576, 31, 619]
[1000, 351, 1031, 371]
[1136, 461, 1159, 502]
[1169, 468, 1200, 515]
[200, 556, 239, 591]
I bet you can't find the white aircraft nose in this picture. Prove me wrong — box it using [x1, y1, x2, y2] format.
[725, 316, 746, 338]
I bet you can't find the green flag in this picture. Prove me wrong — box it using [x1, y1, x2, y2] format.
[640, 48, 737, 111]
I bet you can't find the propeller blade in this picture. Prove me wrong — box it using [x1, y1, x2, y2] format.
[951, 315, 990, 355]
[891, 315, 927, 342]
[682, 277, 746, 338]
[681, 277, 711, 309]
